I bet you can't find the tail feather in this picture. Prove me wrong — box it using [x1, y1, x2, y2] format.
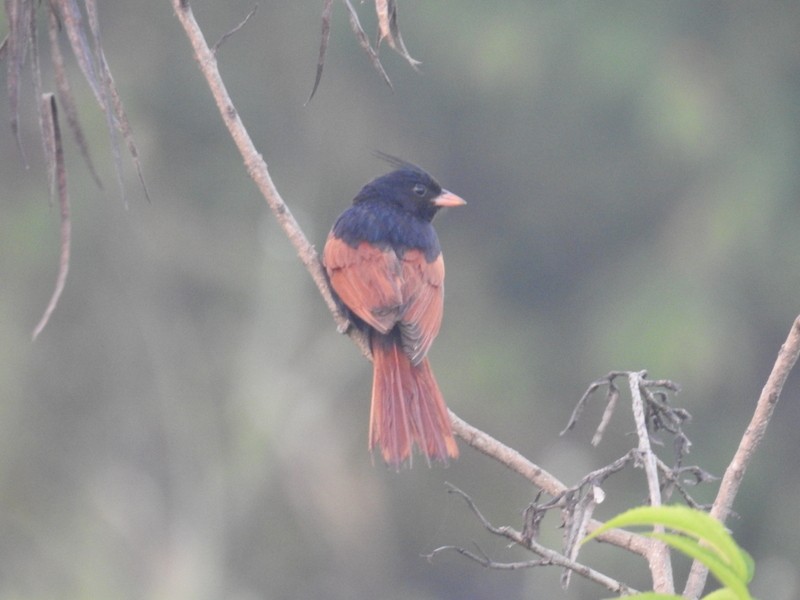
[370, 333, 458, 467]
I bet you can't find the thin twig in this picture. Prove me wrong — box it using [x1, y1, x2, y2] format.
[449, 410, 652, 557]
[424, 545, 547, 570]
[592, 381, 620, 446]
[561, 372, 626, 436]
[533, 450, 637, 515]
[683, 315, 800, 598]
[434, 484, 638, 596]
[212, 4, 258, 54]
[655, 457, 716, 509]
[560, 483, 601, 589]
[560, 371, 688, 592]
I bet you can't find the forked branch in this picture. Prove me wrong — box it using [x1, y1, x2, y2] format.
[423, 483, 638, 596]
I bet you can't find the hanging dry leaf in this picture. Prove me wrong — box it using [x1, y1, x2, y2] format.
[2, 0, 149, 336]
[32, 94, 71, 340]
[212, 4, 258, 54]
[375, 0, 420, 69]
[343, 0, 392, 88]
[5, 0, 33, 165]
[308, 0, 421, 102]
[48, 8, 103, 188]
[307, 0, 335, 103]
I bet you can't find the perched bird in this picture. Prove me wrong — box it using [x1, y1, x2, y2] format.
[323, 156, 466, 467]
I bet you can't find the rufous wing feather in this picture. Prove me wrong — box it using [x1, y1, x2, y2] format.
[323, 235, 403, 334]
[399, 250, 445, 365]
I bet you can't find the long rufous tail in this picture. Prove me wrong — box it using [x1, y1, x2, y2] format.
[369, 333, 459, 467]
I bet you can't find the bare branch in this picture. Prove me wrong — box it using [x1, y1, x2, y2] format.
[629, 372, 664, 506]
[561, 371, 634, 444]
[683, 315, 800, 598]
[655, 457, 716, 509]
[559, 482, 601, 589]
[591, 381, 620, 446]
[628, 371, 674, 594]
[450, 410, 564, 497]
[558, 370, 707, 592]
[170, 0, 371, 362]
[449, 410, 653, 558]
[561, 372, 620, 436]
[425, 544, 547, 570]
[432, 484, 639, 596]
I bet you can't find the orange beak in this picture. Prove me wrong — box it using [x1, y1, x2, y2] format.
[433, 189, 467, 208]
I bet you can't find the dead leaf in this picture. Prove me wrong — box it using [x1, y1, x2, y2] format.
[32, 94, 71, 340]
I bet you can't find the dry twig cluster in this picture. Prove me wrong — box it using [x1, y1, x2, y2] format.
[308, 0, 420, 103]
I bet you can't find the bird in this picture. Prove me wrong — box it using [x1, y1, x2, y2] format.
[322, 155, 466, 467]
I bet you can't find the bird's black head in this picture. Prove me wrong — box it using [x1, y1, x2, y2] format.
[354, 155, 466, 222]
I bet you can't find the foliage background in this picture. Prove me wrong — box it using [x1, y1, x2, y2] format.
[1, 2, 799, 598]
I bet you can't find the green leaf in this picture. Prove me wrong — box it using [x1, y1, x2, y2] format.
[740, 546, 756, 583]
[650, 533, 751, 600]
[702, 589, 744, 600]
[584, 506, 749, 581]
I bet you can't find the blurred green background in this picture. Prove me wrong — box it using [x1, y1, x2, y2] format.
[2, 2, 799, 598]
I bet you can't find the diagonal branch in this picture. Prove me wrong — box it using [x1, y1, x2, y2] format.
[683, 315, 800, 598]
[171, 0, 369, 359]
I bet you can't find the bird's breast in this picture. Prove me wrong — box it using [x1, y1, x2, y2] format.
[333, 204, 442, 263]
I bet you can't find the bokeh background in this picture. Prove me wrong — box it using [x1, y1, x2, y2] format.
[2, 2, 799, 598]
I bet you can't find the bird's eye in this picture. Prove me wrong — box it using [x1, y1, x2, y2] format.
[413, 183, 427, 197]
